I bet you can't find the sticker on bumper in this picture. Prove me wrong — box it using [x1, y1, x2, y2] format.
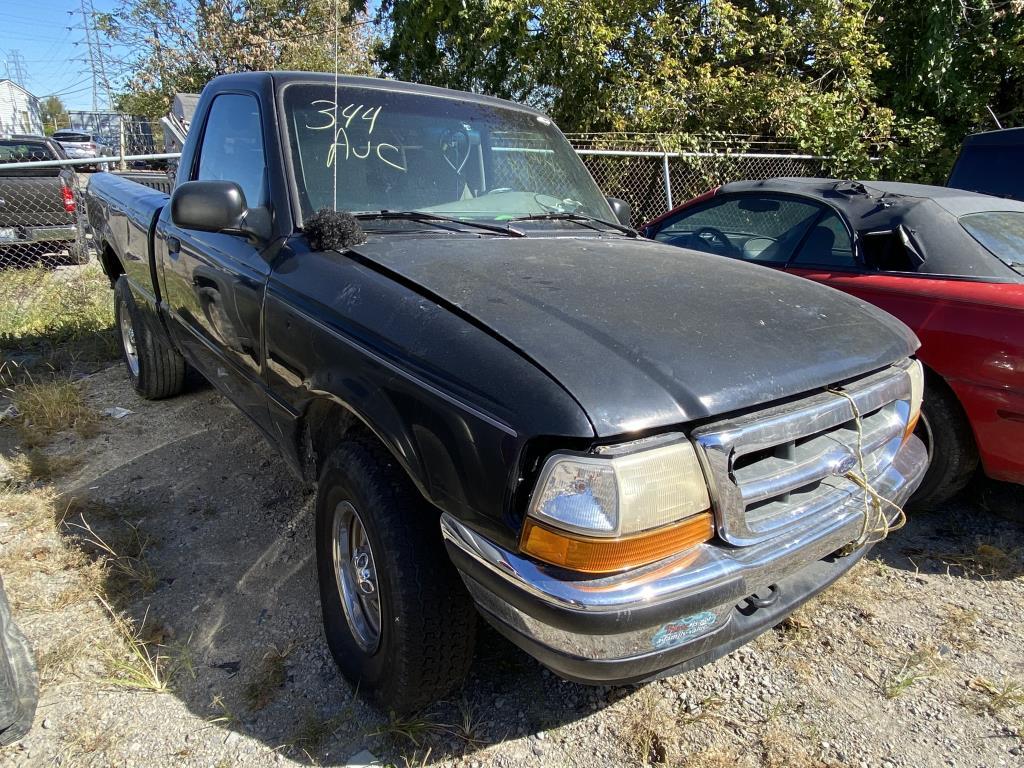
[651, 611, 719, 650]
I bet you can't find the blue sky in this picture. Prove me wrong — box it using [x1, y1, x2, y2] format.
[2, 0, 130, 110]
[3, 0, 383, 111]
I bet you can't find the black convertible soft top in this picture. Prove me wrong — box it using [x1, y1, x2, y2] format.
[718, 178, 1024, 279]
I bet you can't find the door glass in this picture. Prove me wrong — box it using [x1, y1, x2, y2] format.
[791, 210, 855, 268]
[196, 93, 267, 208]
[654, 196, 821, 263]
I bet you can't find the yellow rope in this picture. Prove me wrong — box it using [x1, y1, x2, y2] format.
[826, 388, 907, 549]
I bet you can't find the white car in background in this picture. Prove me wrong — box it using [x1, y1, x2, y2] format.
[50, 130, 114, 171]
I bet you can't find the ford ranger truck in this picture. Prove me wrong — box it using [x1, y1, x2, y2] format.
[86, 71, 927, 713]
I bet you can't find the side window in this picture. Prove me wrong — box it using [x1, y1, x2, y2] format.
[195, 94, 267, 208]
[860, 228, 920, 273]
[791, 210, 856, 268]
[654, 195, 821, 263]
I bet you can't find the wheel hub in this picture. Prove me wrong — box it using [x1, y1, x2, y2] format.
[119, 301, 140, 377]
[331, 501, 382, 653]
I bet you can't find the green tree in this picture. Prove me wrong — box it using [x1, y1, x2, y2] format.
[871, 0, 1024, 181]
[40, 96, 69, 135]
[98, 0, 376, 118]
[376, 0, 942, 176]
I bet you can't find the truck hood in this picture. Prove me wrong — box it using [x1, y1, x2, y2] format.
[349, 235, 918, 435]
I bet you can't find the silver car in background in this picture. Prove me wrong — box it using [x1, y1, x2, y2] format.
[50, 130, 114, 171]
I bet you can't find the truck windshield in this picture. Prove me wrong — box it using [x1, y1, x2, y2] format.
[282, 83, 612, 225]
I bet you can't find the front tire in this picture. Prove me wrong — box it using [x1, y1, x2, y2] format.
[315, 437, 476, 713]
[908, 377, 979, 510]
[114, 276, 186, 399]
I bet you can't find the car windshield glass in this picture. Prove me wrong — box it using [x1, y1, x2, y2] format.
[959, 211, 1024, 268]
[282, 83, 612, 225]
[0, 140, 55, 163]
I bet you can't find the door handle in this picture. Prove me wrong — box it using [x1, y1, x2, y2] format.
[166, 236, 181, 254]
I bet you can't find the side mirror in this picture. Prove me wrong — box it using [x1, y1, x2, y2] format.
[606, 196, 632, 227]
[170, 180, 271, 243]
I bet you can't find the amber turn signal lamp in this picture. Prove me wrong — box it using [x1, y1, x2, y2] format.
[519, 512, 714, 574]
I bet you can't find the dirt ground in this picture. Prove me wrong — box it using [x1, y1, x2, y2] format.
[1, 363, 1022, 768]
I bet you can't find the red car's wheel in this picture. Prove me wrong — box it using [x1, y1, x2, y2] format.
[909, 379, 979, 510]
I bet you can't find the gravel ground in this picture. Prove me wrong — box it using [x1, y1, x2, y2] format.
[1, 364, 1022, 768]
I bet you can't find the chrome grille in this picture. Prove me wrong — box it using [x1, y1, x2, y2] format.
[693, 362, 913, 546]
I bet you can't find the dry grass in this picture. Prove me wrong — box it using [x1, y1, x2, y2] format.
[880, 645, 947, 699]
[207, 693, 243, 729]
[68, 514, 159, 596]
[11, 448, 83, 480]
[620, 686, 675, 765]
[909, 540, 1024, 580]
[244, 642, 296, 711]
[6, 376, 99, 447]
[966, 677, 1024, 715]
[285, 707, 354, 758]
[757, 728, 823, 768]
[97, 594, 172, 692]
[939, 605, 982, 653]
[36, 634, 86, 685]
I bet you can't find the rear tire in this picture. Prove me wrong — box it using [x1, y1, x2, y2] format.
[908, 377, 978, 511]
[114, 276, 186, 400]
[315, 436, 477, 713]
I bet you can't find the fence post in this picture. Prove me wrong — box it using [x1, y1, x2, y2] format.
[119, 116, 127, 171]
[662, 152, 673, 210]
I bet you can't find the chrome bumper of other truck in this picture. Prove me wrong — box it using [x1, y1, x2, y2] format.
[0, 226, 77, 245]
[441, 434, 926, 684]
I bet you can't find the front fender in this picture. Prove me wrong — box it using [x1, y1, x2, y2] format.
[263, 243, 594, 549]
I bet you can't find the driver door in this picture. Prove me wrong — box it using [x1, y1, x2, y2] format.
[648, 194, 823, 266]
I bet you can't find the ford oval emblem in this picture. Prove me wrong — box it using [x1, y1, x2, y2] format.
[833, 454, 857, 476]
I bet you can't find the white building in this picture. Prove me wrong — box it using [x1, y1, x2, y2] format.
[0, 79, 43, 135]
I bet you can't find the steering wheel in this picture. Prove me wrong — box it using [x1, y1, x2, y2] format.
[690, 226, 740, 256]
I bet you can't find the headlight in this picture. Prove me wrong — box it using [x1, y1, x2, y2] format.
[520, 434, 713, 573]
[904, 359, 924, 442]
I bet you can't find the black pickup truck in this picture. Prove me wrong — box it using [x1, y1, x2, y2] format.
[0, 135, 86, 267]
[87, 71, 927, 712]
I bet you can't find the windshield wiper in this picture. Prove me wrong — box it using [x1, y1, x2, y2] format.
[354, 210, 525, 237]
[507, 212, 638, 237]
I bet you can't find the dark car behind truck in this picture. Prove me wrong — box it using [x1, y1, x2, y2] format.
[947, 127, 1024, 201]
[0, 135, 86, 267]
[87, 71, 927, 712]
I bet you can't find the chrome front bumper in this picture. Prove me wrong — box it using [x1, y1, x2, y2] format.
[441, 434, 927, 684]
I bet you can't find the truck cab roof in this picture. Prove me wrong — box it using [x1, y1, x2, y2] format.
[207, 71, 549, 119]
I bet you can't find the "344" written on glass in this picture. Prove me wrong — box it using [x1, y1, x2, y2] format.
[306, 101, 406, 172]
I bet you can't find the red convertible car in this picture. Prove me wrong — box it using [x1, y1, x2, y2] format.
[644, 179, 1024, 508]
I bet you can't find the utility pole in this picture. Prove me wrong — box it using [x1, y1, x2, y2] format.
[5, 51, 29, 89]
[79, 0, 114, 111]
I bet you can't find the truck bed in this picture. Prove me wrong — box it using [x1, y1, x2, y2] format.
[86, 172, 169, 296]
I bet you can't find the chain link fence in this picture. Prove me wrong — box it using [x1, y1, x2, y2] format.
[0, 157, 177, 271]
[0, 169, 90, 270]
[0, 134, 829, 271]
[574, 146, 829, 227]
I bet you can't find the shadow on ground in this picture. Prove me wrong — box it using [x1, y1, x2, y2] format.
[873, 483, 1024, 581]
[37, 365, 1023, 765]
[51, 374, 615, 766]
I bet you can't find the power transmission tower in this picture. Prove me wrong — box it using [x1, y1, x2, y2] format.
[5, 50, 28, 89]
[79, 0, 114, 110]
